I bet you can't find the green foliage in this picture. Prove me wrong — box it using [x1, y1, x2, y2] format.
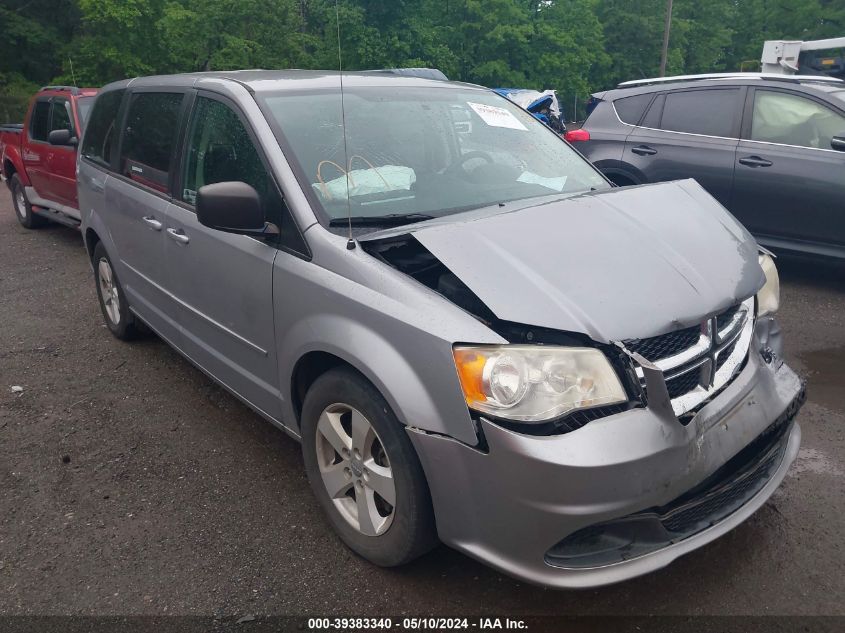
[63, 0, 170, 85]
[0, 73, 40, 123]
[727, 0, 845, 70]
[1, 0, 842, 123]
[158, 0, 309, 72]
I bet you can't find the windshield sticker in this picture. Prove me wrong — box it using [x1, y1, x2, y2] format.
[467, 102, 527, 131]
[517, 171, 568, 192]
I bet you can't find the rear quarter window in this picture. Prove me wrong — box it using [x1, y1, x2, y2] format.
[613, 93, 654, 125]
[81, 90, 125, 168]
[76, 96, 96, 128]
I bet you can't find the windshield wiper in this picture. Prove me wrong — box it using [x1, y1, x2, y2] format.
[329, 213, 435, 227]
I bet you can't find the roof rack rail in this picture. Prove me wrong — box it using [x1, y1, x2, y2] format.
[40, 85, 80, 95]
[617, 72, 843, 88]
[364, 68, 449, 81]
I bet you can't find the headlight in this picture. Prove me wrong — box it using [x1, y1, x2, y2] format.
[452, 345, 627, 423]
[757, 253, 780, 316]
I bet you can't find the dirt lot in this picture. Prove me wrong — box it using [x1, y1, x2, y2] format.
[1, 194, 844, 618]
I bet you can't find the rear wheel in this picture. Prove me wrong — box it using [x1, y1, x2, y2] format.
[93, 241, 140, 341]
[10, 174, 45, 229]
[301, 367, 437, 567]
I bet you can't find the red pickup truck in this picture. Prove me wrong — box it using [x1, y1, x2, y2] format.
[1, 85, 98, 229]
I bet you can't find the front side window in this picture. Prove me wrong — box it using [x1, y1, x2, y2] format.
[81, 89, 125, 168]
[259, 86, 609, 227]
[119, 92, 183, 193]
[658, 89, 740, 137]
[29, 100, 50, 142]
[50, 99, 73, 135]
[182, 97, 273, 209]
[750, 90, 845, 150]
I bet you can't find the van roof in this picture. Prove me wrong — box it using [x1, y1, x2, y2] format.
[102, 69, 480, 94]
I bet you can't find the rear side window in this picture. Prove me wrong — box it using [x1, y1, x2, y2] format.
[29, 100, 50, 142]
[640, 93, 665, 128]
[613, 93, 653, 125]
[82, 90, 125, 168]
[659, 89, 740, 137]
[120, 92, 183, 193]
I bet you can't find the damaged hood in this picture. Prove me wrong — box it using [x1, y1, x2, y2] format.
[363, 179, 765, 342]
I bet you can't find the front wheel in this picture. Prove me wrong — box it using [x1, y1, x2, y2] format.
[9, 174, 45, 229]
[301, 367, 437, 567]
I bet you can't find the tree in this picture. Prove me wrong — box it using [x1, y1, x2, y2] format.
[2, 0, 843, 124]
[158, 0, 308, 72]
[0, 1, 80, 120]
[727, 0, 845, 71]
[63, 0, 170, 85]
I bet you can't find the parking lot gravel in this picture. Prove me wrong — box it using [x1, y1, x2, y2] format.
[1, 194, 844, 617]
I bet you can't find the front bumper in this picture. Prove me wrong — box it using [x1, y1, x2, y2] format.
[408, 324, 803, 588]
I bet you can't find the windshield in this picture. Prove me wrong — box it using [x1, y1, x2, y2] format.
[258, 86, 609, 227]
[77, 96, 95, 129]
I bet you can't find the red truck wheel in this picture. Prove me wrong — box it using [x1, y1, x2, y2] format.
[10, 174, 46, 229]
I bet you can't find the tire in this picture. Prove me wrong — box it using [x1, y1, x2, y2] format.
[608, 173, 635, 188]
[92, 241, 140, 340]
[301, 367, 437, 567]
[9, 174, 46, 229]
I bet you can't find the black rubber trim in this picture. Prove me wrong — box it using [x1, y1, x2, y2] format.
[545, 384, 806, 569]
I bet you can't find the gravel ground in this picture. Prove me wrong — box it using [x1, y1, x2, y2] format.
[1, 194, 843, 617]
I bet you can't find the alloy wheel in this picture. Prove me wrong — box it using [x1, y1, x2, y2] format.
[315, 403, 396, 536]
[97, 257, 121, 325]
[14, 189, 26, 220]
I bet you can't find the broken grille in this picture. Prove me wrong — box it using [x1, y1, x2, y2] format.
[626, 297, 756, 417]
[666, 369, 703, 400]
[626, 326, 701, 362]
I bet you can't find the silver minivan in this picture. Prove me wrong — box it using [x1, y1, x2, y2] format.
[77, 71, 804, 588]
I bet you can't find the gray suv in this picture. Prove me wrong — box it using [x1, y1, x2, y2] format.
[572, 73, 845, 259]
[78, 71, 804, 588]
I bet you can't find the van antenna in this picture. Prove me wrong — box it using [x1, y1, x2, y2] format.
[336, 0, 355, 250]
[68, 57, 78, 87]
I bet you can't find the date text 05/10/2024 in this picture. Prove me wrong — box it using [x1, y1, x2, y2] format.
[307, 617, 528, 630]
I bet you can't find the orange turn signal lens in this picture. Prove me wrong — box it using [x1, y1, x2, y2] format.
[452, 347, 489, 406]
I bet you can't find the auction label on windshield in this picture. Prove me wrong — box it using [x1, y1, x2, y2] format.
[467, 102, 528, 131]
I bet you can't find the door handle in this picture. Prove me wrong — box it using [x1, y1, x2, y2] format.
[738, 156, 773, 168]
[142, 216, 162, 231]
[166, 227, 190, 244]
[89, 177, 105, 193]
[631, 145, 657, 156]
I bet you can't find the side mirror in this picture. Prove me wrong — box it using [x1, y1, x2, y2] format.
[831, 134, 845, 152]
[196, 181, 278, 236]
[48, 129, 77, 146]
